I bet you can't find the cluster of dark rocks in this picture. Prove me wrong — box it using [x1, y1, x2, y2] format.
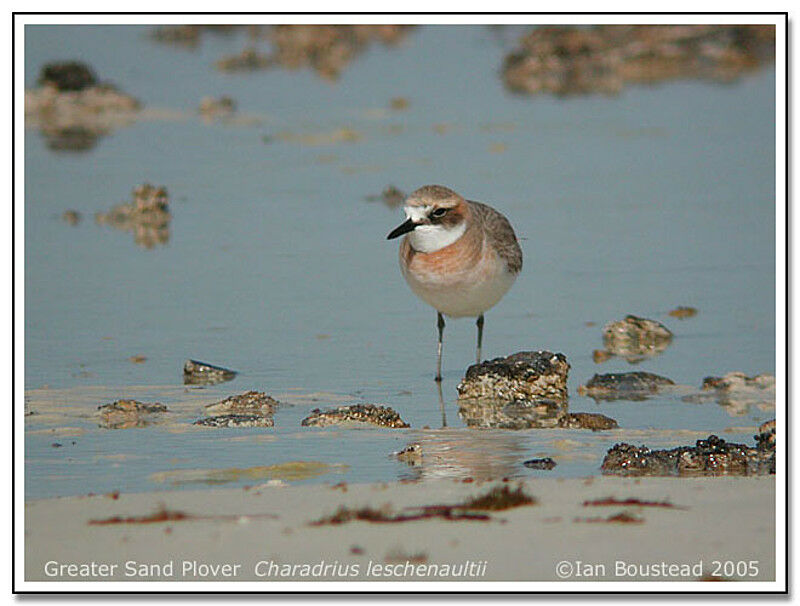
[601, 421, 776, 477]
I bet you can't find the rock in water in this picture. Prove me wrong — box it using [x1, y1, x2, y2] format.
[682, 372, 775, 415]
[97, 400, 167, 429]
[27, 62, 140, 152]
[578, 371, 675, 401]
[301, 404, 409, 428]
[194, 414, 274, 428]
[39, 62, 97, 91]
[601, 434, 775, 477]
[204, 391, 280, 415]
[558, 412, 618, 430]
[523, 457, 557, 470]
[457, 351, 570, 403]
[598, 315, 673, 362]
[195, 391, 280, 428]
[95, 184, 171, 249]
[456, 352, 617, 430]
[183, 360, 237, 385]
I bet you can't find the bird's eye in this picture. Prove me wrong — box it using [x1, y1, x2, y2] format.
[431, 208, 448, 218]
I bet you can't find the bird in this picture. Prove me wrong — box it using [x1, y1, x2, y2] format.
[387, 185, 522, 381]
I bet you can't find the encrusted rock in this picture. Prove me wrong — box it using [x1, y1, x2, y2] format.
[26, 62, 141, 151]
[301, 404, 409, 429]
[578, 371, 675, 401]
[95, 184, 171, 248]
[394, 442, 422, 466]
[558, 412, 618, 430]
[683, 372, 775, 415]
[183, 359, 237, 385]
[597, 315, 673, 363]
[98, 400, 167, 429]
[39, 61, 97, 91]
[601, 434, 774, 477]
[194, 414, 274, 428]
[457, 351, 570, 403]
[702, 371, 775, 392]
[523, 457, 557, 470]
[205, 391, 279, 415]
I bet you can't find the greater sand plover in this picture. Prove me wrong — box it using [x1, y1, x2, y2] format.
[387, 185, 522, 381]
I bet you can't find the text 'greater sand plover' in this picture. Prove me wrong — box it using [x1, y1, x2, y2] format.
[387, 185, 523, 381]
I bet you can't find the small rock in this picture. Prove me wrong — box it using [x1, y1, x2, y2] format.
[216, 48, 273, 72]
[702, 372, 775, 392]
[598, 315, 673, 363]
[578, 371, 675, 401]
[685, 372, 775, 415]
[129, 355, 147, 364]
[61, 210, 81, 225]
[194, 414, 274, 428]
[558, 412, 618, 430]
[389, 97, 410, 110]
[365, 185, 405, 208]
[301, 404, 409, 428]
[523, 457, 556, 470]
[394, 442, 422, 466]
[198, 95, 236, 119]
[205, 391, 280, 415]
[95, 184, 171, 248]
[183, 359, 237, 385]
[98, 400, 167, 429]
[668, 306, 698, 319]
[457, 351, 570, 403]
[26, 62, 140, 152]
[39, 61, 97, 91]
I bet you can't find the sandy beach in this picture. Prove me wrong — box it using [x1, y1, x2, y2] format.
[24, 475, 775, 584]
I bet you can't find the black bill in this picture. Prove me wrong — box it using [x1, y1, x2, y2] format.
[386, 218, 417, 240]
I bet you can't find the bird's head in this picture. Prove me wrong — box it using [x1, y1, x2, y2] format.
[386, 185, 468, 252]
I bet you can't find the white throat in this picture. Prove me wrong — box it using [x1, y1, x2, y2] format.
[405, 205, 467, 253]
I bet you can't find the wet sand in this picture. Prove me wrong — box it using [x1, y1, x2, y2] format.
[24, 475, 775, 584]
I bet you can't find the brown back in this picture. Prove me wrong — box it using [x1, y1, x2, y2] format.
[467, 200, 523, 274]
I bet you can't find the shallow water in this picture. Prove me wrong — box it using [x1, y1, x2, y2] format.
[24, 25, 776, 499]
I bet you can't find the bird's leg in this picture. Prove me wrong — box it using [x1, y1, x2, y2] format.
[435, 312, 445, 382]
[476, 313, 485, 364]
[437, 379, 447, 427]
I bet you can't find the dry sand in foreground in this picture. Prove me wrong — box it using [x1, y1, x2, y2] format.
[25, 475, 775, 583]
